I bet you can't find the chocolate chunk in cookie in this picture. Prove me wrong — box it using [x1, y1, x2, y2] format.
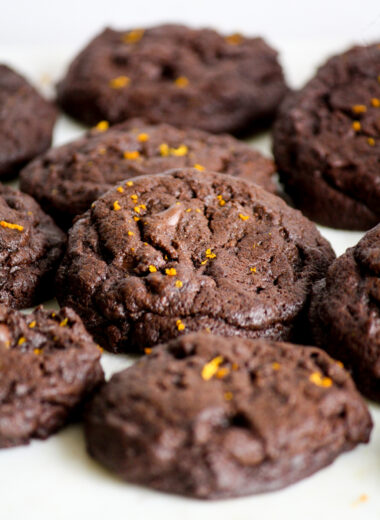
[0, 305, 104, 448]
[310, 223, 380, 401]
[85, 333, 371, 498]
[57, 25, 287, 134]
[56, 168, 334, 353]
[273, 42, 380, 230]
[0, 184, 65, 308]
[0, 65, 56, 178]
[20, 120, 276, 229]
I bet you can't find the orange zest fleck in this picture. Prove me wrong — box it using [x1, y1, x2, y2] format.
[123, 150, 140, 160]
[144, 347, 152, 355]
[130, 194, 138, 202]
[309, 372, 333, 388]
[18, 337, 26, 346]
[174, 76, 189, 88]
[33, 348, 42, 355]
[126, 180, 134, 187]
[175, 280, 183, 288]
[109, 76, 130, 89]
[165, 267, 177, 276]
[94, 120, 109, 132]
[194, 164, 205, 171]
[28, 321, 36, 329]
[170, 144, 188, 156]
[137, 132, 149, 142]
[352, 104, 366, 114]
[117, 186, 124, 193]
[148, 265, 157, 273]
[225, 33, 243, 45]
[224, 391, 234, 401]
[217, 194, 226, 206]
[371, 97, 380, 107]
[201, 356, 224, 381]
[250, 267, 257, 273]
[0, 220, 24, 231]
[176, 319, 185, 331]
[367, 137, 375, 146]
[59, 318, 68, 327]
[205, 248, 216, 259]
[122, 29, 144, 44]
[113, 200, 121, 211]
[352, 121, 361, 132]
[128, 230, 134, 236]
[238, 213, 250, 221]
[272, 362, 281, 370]
[216, 367, 230, 379]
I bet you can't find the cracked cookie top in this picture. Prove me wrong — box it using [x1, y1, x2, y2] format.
[20, 120, 276, 229]
[0, 184, 65, 309]
[84, 333, 371, 498]
[0, 305, 104, 448]
[56, 25, 287, 134]
[273, 42, 380, 230]
[56, 168, 335, 352]
[310, 223, 380, 401]
[0, 64, 56, 178]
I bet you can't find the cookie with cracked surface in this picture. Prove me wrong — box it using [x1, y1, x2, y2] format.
[0, 64, 56, 179]
[56, 25, 287, 134]
[310, 223, 380, 401]
[85, 333, 372, 499]
[273, 42, 380, 230]
[0, 184, 65, 309]
[0, 305, 104, 448]
[56, 168, 335, 353]
[20, 120, 277, 229]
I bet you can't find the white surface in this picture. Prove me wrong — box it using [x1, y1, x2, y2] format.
[0, 32, 380, 520]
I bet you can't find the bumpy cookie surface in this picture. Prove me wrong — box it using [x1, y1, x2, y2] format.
[0, 65, 56, 178]
[57, 25, 287, 134]
[310, 224, 380, 401]
[85, 333, 371, 498]
[0, 305, 104, 448]
[20, 120, 276, 229]
[0, 184, 65, 309]
[56, 168, 334, 353]
[273, 43, 380, 230]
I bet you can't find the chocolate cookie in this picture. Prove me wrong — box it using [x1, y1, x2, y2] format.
[85, 333, 371, 498]
[0, 305, 104, 448]
[273, 43, 380, 230]
[56, 25, 287, 134]
[56, 168, 335, 353]
[310, 224, 380, 401]
[0, 64, 56, 179]
[0, 184, 65, 309]
[20, 120, 277, 229]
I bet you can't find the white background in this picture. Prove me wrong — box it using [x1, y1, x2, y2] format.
[0, 2, 380, 519]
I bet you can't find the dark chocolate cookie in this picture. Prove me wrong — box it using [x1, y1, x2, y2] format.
[273, 43, 380, 230]
[0, 64, 56, 179]
[85, 333, 371, 499]
[20, 120, 277, 229]
[310, 223, 380, 401]
[0, 184, 65, 309]
[0, 305, 104, 448]
[56, 168, 335, 353]
[56, 25, 287, 134]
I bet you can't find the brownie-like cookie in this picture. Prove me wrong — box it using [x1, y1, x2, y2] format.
[56, 25, 287, 134]
[0, 305, 104, 448]
[56, 168, 335, 353]
[20, 120, 277, 229]
[0, 64, 56, 179]
[310, 224, 380, 401]
[0, 184, 65, 309]
[85, 333, 371, 498]
[273, 43, 380, 230]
